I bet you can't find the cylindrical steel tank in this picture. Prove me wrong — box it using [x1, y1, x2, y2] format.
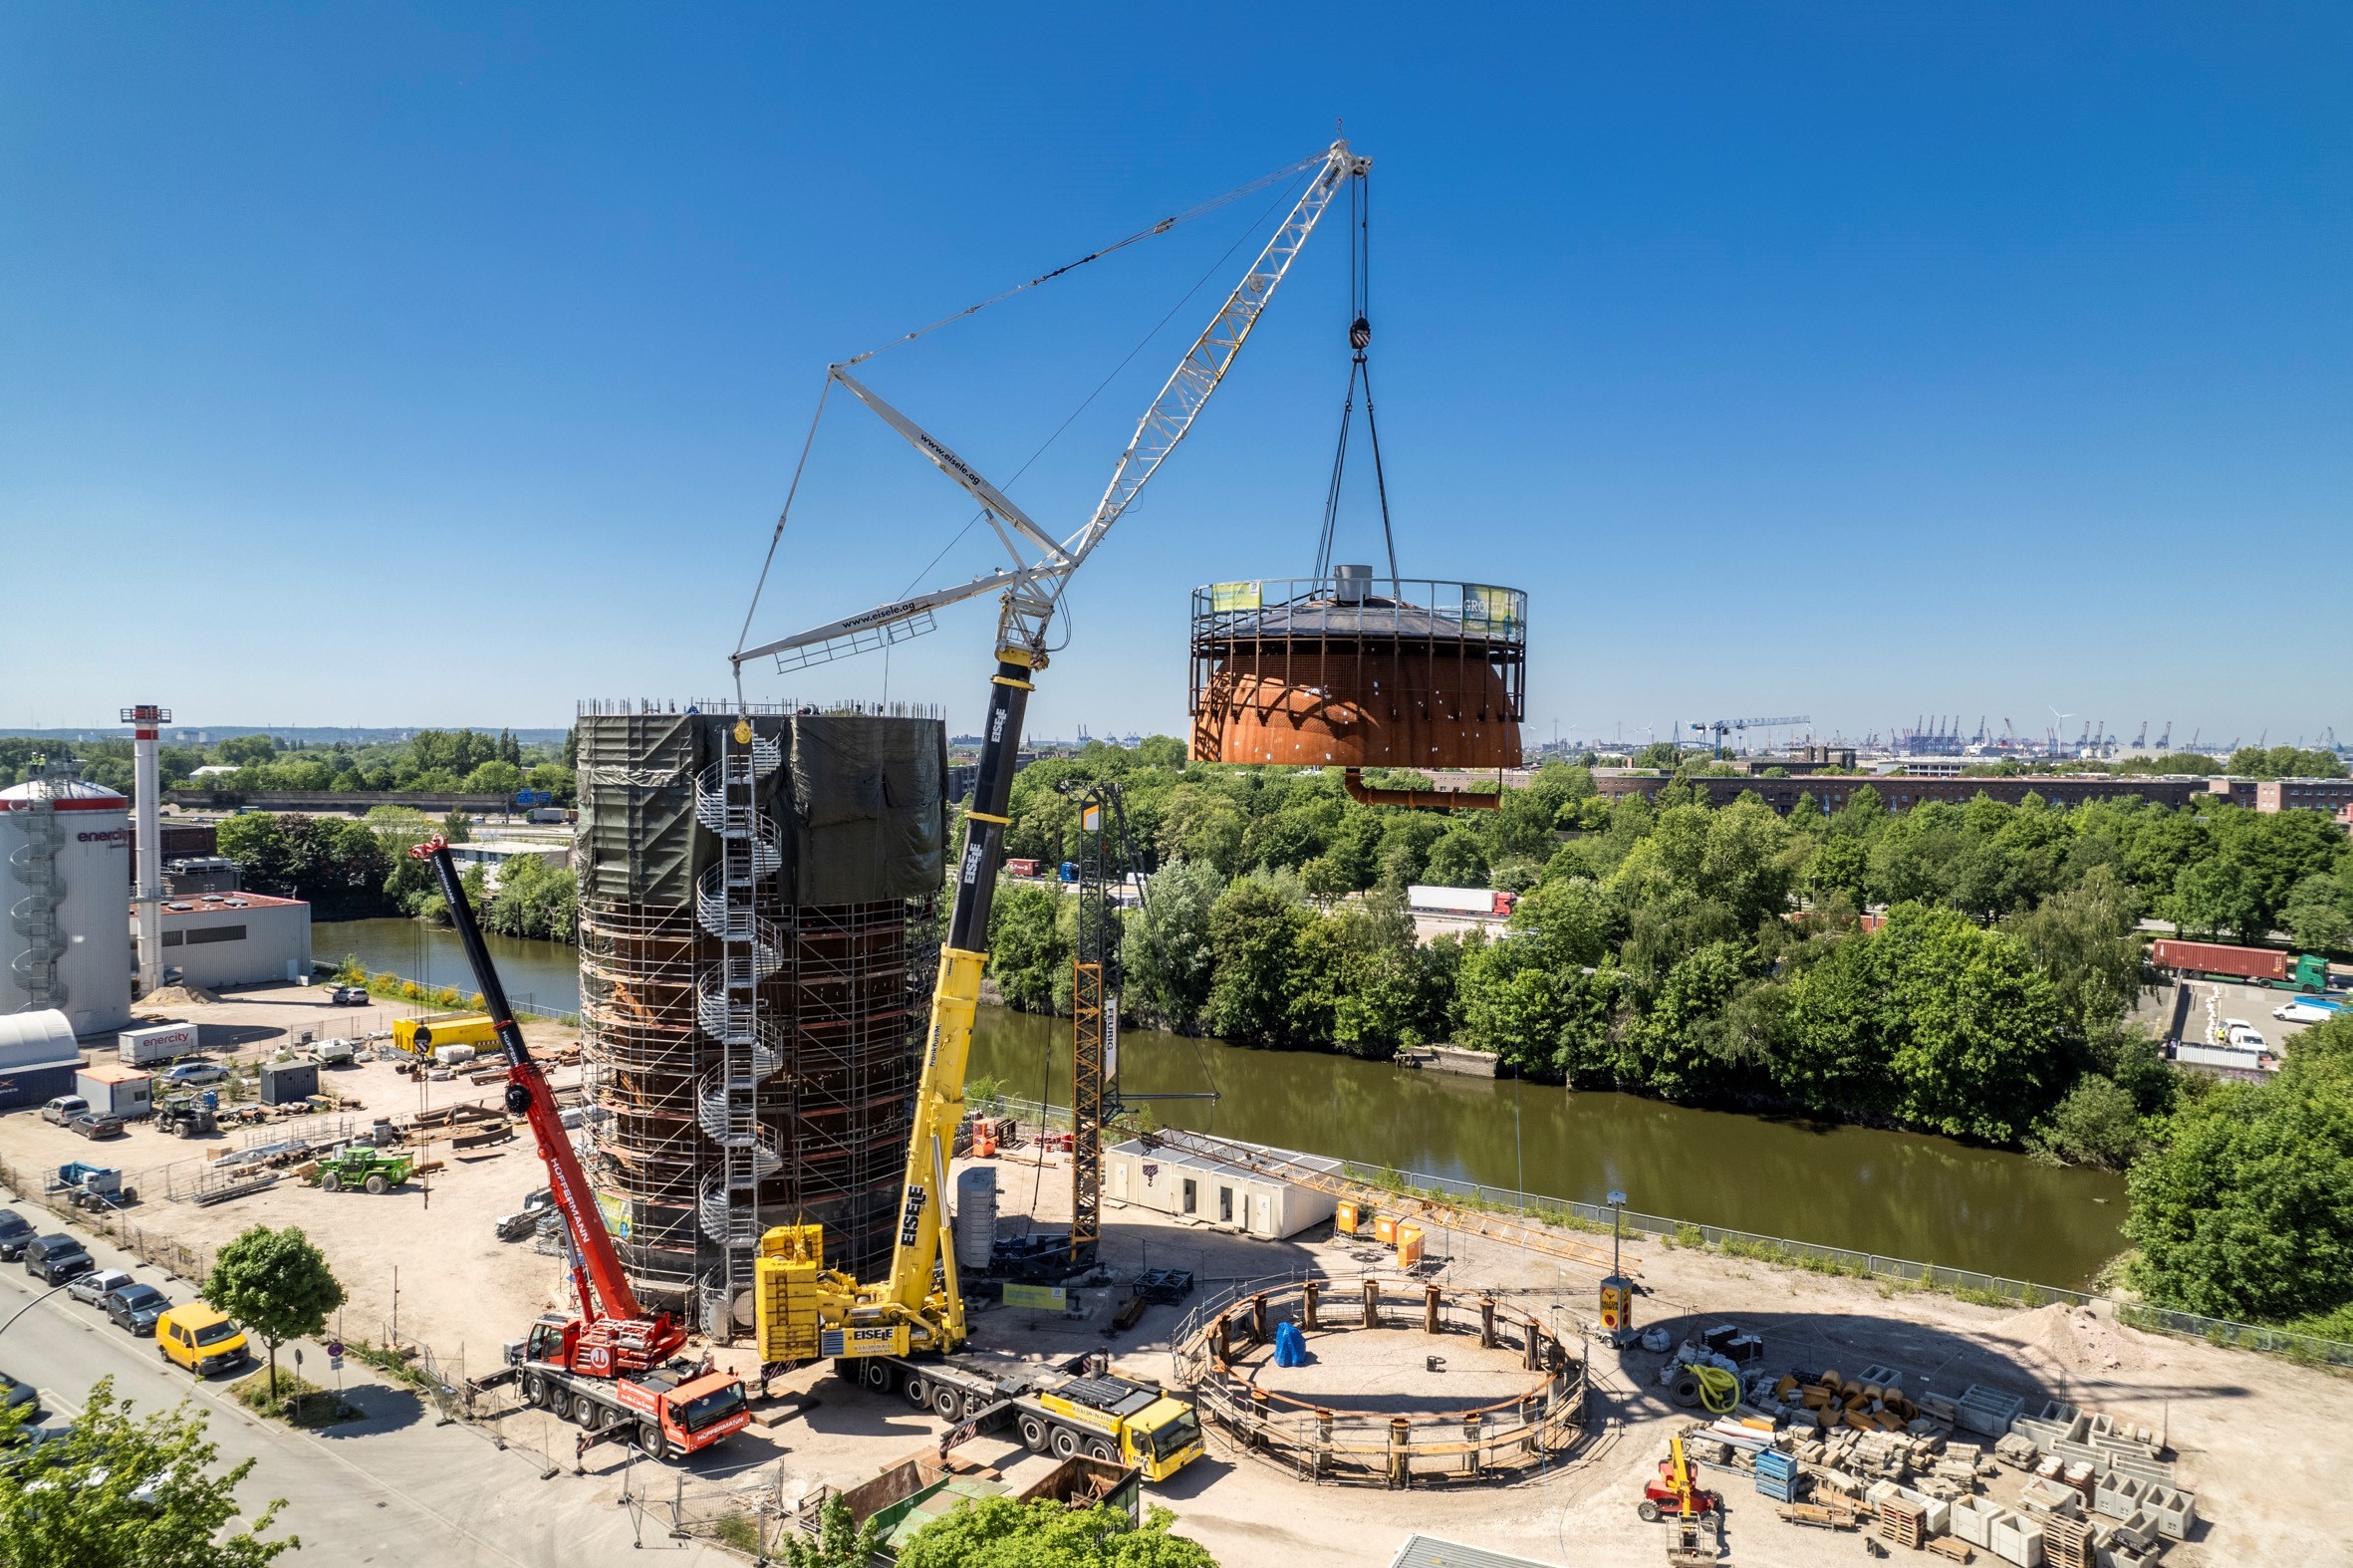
[1188, 571, 1527, 770]
[2, 757, 133, 1037]
[574, 703, 945, 1327]
[953, 1166, 997, 1271]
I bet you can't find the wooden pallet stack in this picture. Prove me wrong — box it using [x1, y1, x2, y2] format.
[2042, 1514, 2096, 1568]
[1879, 1498, 1928, 1550]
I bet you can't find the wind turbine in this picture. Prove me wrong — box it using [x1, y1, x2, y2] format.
[2049, 705, 2075, 759]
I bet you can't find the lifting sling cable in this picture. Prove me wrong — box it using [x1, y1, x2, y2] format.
[737, 169, 1317, 679]
[1313, 169, 1399, 585]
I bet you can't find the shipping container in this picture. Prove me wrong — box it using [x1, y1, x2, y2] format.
[2175, 1042, 2273, 1072]
[1003, 859, 1042, 879]
[117, 1022, 199, 1067]
[2151, 940, 2289, 984]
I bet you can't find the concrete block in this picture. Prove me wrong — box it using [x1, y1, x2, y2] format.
[1989, 1511, 2046, 1567]
[2141, 1484, 2195, 1541]
[1892, 1483, 1953, 1536]
[2092, 1473, 2146, 1520]
[1953, 1496, 2006, 1548]
[2017, 1477, 2084, 1518]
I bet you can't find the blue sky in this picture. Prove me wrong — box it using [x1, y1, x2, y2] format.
[4, 4, 2347, 748]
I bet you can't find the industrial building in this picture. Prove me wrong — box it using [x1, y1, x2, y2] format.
[1103, 1136, 1341, 1239]
[2, 757, 133, 1036]
[1591, 771, 2215, 816]
[441, 839, 572, 889]
[152, 891, 313, 988]
[574, 704, 947, 1333]
[0, 1010, 84, 1112]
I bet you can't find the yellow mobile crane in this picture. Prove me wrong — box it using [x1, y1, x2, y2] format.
[736, 141, 1368, 1474]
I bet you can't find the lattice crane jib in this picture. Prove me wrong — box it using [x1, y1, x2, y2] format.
[1068, 787, 1128, 1265]
[746, 142, 1362, 1364]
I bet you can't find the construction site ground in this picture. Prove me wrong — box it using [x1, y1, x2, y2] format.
[3, 980, 2349, 1566]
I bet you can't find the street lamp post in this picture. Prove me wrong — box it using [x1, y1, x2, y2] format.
[0, 1281, 77, 1340]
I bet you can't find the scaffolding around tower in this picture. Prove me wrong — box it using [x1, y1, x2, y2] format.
[573, 701, 946, 1337]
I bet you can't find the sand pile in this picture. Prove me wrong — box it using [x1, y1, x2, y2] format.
[2000, 1302, 2164, 1382]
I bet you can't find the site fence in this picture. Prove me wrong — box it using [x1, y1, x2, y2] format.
[975, 1094, 2353, 1369]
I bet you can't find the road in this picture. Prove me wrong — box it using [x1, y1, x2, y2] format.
[0, 1189, 730, 1567]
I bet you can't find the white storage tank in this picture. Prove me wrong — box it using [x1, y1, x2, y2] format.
[2, 757, 133, 1037]
[953, 1165, 997, 1271]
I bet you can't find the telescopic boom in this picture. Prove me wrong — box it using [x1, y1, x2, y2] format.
[410, 836, 678, 1360]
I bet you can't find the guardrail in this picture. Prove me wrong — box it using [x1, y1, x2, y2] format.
[977, 1093, 2353, 1368]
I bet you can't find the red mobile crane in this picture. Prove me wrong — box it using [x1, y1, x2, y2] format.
[412, 837, 749, 1459]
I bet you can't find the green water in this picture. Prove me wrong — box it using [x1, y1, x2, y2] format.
[321, 920, 2129, 1285]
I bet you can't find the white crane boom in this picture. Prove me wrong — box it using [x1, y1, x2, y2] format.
[733, 138, 1369, 673]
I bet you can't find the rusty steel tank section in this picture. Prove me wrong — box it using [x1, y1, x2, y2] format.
[1188, 569, 1527, 774]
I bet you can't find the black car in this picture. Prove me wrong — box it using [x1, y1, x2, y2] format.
[0, 1370, 42, 1431]
[103, 1282, 171, 1336]
[22, 1236, 93, 1286]
[0, 1210, 34, 1261]
[69, 1113, 127, 1141]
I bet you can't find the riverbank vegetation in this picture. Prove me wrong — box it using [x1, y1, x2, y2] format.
[218, 805, 580, 939]
[985, 738, 2353, 1337]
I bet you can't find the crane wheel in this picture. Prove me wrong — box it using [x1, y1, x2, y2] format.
[1086, 1439, 1116, 1463]
[862, 1360, 891, 1391]
[639, 1422, 668, 1461]
[522, 1374, 546, 1407]
[1018, 1415, 1051, 1452]
[320, 1173, 341, 1192]
[932, 1386, 961, 1421]
[573, 1393, 599, 1427]
[1050, 1428, 1082, 1460]
[365, 1175, 389, 1195]
[903, 1376, 929, 1409]
[1638, 1500, 1662, 1523]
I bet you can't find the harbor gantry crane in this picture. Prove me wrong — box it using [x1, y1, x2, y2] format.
[736, 139, 1369, 1368]
[1688, 714, 1810, 752]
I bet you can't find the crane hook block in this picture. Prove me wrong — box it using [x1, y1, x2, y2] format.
[1350, 316, 1371, 351]
[506, 1082, 532, 1116]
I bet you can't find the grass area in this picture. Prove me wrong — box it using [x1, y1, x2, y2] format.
[233, 1367, 357, 1429]
[347, 1339, 438, 1392]
[711, 1513, 763, 1554]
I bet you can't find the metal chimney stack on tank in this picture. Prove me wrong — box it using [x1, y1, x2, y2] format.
[122, 703, 169, 997]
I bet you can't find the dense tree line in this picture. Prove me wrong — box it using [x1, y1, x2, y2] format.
[0, 729, 576, 801]
[216, 807, 578, 940]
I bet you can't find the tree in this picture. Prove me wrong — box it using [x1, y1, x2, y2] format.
[2125, 1078, 2353, 1322]
[202, 1226, 345, 1414]
[2006, 866, 2146, 1044]
[2030, 1074, 2144, 1169]
[1205, 879, 1310, 1045]
[2284, 871, 2353, 954]
[461, 760, 525, 796]
[1879, 905, 2063, 1143]
[1121, 860, 1220, 1032]
[216, 733, 278, 767]
[0, 1375, 295, 1568]
[1424, 826, 1490, 888]
[986, 884, 1067, 1013]
[898, 1498, 1217, 1568]
[775, 1496, 884, 1568]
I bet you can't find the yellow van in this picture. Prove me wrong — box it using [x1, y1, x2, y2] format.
[392, 1013, 498, 1056]
[155, 1304, 251, 1376]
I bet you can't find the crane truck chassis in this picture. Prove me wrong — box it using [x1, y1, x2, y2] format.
[468, 1313, 750, 1461]
[838, 1354, 1203, 1482]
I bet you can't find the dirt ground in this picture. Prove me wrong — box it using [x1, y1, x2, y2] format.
[9, 981, 2353, 1566]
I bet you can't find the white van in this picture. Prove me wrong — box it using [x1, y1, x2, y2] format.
[40, 1096, 89, 1127]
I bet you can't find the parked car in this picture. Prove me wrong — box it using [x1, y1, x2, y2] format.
[328, 985, 370, 1006]
[159, 1061, 227, 1087]
[69, 1113, 127, 1141]
[154, 1305, 249, 1376]
[39, 1097, 89, 1127]
[103, 1282, 172, 1336]
[66, 1269, 133, 1308]
[0, 1370, 42, 1428]
[22, 1235, 94, 1286]
[0, 1210, 35, 1261]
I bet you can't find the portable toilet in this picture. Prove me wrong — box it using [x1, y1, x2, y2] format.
[74, 1063, 154, 1120]
[259, 1059, 319, 1106]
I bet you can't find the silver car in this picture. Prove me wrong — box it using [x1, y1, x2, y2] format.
[67, 1269, 134, 1308]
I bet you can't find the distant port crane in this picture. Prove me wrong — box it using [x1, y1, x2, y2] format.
[1688, 714, 1810, 751]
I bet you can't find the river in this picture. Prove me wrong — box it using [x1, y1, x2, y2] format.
[320, 918, 2130, 1286]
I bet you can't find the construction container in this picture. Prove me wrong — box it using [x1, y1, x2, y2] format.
[1335, 1200, 1364, 1234]
[74, 1063, 152, 1120]
[575, 705, 947, 1329]
[258, 1059, 318, 1106]
[1395, 1222, 1425, 1267]
[1102, 1137, 1340, 1238]
[1187, 574, 1526, 770]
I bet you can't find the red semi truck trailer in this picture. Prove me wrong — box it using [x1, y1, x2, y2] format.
[2151, 940, 2328, 991]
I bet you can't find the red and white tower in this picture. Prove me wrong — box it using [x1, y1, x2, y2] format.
[122, 703, 170, 996]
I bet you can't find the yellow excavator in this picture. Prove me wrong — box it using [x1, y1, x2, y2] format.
[739, 142, 1369, 1470]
